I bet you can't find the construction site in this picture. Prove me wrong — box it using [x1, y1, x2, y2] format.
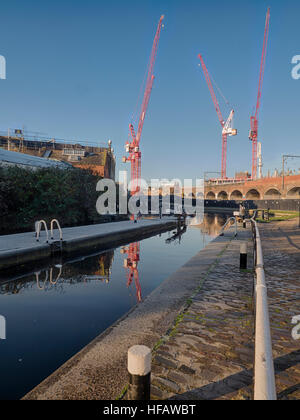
[0, 2, 299, 404]
[0, 131, 115, 178]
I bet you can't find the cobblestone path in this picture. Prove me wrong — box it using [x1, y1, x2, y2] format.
[151, 220, 300, 400]
[151, 230, 255, 400]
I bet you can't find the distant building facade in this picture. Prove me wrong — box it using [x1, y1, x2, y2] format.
[0, 132, 115, 179]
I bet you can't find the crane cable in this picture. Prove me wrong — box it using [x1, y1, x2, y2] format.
[130, 55, 151, 128]
[210, 72, 231, 109]
[198, 63, 231, 109]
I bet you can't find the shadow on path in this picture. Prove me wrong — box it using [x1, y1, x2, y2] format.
[169, 349, 300, 400]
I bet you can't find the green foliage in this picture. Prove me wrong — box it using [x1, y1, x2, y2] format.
[0, 166, 104, 234]
[256, 211, 300, 223]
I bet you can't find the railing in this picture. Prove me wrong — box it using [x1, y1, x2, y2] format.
[251, 217, 277, 400]
[50, 219, 63, 241]
[0, 131, 108, 149]
[35, 220, 49, 243]
[205, 178, 246, 185]
[219, 216, 237, 237]
[35, 219, 63, 242]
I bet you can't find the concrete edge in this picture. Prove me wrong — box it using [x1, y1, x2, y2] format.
[0, 220, 178, 271]
[0, 245, 51, 270]
[62, 221, 177, 254]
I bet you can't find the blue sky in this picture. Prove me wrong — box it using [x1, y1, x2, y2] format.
[0, 0, 299, 180]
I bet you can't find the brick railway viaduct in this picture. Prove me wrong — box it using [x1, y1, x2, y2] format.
[204, 174, 300, 200]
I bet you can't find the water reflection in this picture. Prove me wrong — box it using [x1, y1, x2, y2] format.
[0, 251, 114, 295]
[188, 213, 227, 236]
[165, 225, 187, 245]
[120, 242, 142, 303]
[0, 213, 227, 299]
[35, 266, 62, 290]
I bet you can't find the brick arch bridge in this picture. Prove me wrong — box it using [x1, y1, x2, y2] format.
[204, 174, 300, 200]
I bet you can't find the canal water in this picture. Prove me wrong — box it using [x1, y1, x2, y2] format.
[0, 213, 227, 400]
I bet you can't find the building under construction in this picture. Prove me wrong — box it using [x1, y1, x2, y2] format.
[0, 130, 115, 179]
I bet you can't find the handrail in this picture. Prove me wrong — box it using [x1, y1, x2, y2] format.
[251, 218, 277, 400]
[219, 216, 237, 237]
[35, 220, 49, 243]
[50, 219, 63, 241]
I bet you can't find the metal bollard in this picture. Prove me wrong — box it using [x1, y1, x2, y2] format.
[240, 242, 248, 269]
[127, 345, 151, 400]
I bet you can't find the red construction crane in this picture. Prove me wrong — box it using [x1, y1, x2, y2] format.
[198, 54, 237, 179]
[121, 242, 142, 303]
[123, 15, 164, 196]
[249, 7, 270, 180]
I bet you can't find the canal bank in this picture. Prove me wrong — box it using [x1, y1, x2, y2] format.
[23, 223, 237, 400]
[149, 219, 300, 400]
[0, 218, 179, 271]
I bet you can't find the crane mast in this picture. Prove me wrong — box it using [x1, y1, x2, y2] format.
[123, 15, 164, 196]
[249, 7, 270, 180]
[198, 54, 237, 179]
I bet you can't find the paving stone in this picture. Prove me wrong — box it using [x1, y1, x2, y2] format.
[152, 376, 181, 393]
[167, 371, 189, 385]
[178, 365, 196, 375]
[154, 355, 178, 370]
[151, 385, 164, 399]
[151, 364, 167, 376]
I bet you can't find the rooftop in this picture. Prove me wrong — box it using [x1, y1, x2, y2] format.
[0, 148, 72, 169]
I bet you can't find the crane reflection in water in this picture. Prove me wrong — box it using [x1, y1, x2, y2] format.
[120, 242, 142, 303]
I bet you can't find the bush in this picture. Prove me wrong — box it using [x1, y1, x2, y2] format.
[0, 166, 104, 234]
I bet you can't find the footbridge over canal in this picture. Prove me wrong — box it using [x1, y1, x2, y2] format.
[204, 174, 300, 201]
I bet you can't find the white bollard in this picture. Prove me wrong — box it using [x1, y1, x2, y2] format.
[127, 345, 151, 400]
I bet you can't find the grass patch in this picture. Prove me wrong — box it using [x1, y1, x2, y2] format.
[116, 384, 128, 400]
[256, 212, 300, 223]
